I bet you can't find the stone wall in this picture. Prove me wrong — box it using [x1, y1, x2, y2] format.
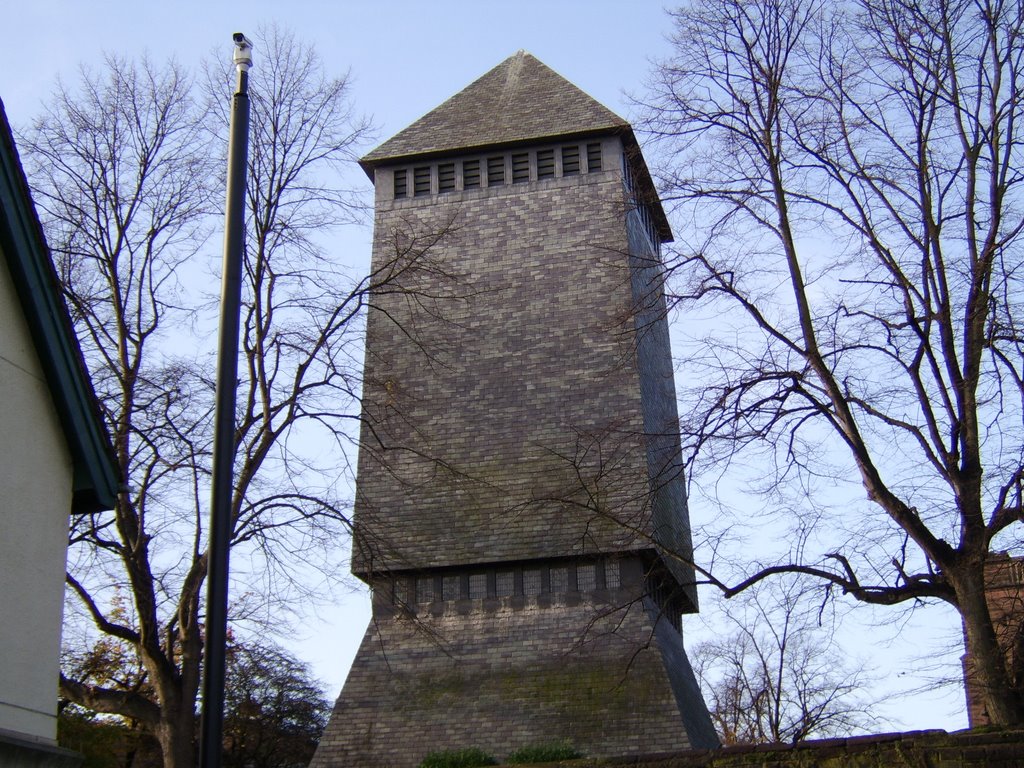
[533, 729, 1024, 768]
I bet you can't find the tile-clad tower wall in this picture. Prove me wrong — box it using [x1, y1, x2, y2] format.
[353, 142, 674, 576]
[313, 53, 716, 767]
[626, 203, 697, 602]
[310, 562, 717, 768]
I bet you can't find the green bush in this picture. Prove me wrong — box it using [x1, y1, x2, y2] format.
[506, 741, 582, 764]
[418, 747, 498, 768]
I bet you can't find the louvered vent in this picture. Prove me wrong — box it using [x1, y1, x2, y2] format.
[562, 145, 580, 175]
[537, 149, 555, 179]
[577, 563, 597, 591]
[443, 575, 460, 600]
[393, 169, 407, 198]
[496, 571, 514, 597]
[413, 166, 431, 196]
[438, 163, 456, 192]
[587, 143, 602, 172]
[512, 152, 529, 183]
[463, 159, 481, 188]
[469, 573, 487, 599]
[487, 156, 505, 186]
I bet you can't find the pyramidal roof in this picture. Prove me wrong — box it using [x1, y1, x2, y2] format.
[361, 51, 630, 170]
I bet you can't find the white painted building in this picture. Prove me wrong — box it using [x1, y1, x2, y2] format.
[0, 98, 118, 767]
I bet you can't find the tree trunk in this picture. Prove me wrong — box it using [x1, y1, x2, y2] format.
[149, 679, 197, 768]
[153, 697, 196, 768]
[955, 563, 1024, 726]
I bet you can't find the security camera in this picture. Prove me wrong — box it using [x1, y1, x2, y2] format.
[232, 33, 253, 68]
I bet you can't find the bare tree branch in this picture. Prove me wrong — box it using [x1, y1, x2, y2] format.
[637, 0, 1024, 724]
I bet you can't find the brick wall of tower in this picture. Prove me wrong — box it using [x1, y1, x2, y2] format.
[352, 144, 685, 577]
[963, 553, 1024, 726]
[626, 199, 697, 605]
[315, 54, 717, 768]
[311, 564, 717, 768]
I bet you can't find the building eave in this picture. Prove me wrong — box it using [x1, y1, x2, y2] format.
[360, 123, 673, 245]
[0, 98, 119, 513]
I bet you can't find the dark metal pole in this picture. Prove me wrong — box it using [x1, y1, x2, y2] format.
[198, 32, 252, 768]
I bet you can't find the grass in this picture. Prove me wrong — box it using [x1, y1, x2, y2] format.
[506, 741, 582, 764]
[418, 747, 498, 768]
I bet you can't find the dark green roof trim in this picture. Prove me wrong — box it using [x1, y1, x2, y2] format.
[0, 98, 119, 513]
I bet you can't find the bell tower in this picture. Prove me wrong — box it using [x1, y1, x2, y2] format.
[312, 52, 717, 768]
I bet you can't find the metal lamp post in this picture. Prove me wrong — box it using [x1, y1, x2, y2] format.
[198, 32, 252, 768]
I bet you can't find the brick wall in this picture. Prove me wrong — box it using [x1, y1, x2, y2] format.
[550, 729, 1024, 768]
[963, 553, 1024, 726]
[351, 145, 692, 581]
[626, 206, 695, 604]
[316, 129, 713, 768]
[311, 572, 716, 768]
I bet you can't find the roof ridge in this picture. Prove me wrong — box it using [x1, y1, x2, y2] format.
[361, 52, 628, 170]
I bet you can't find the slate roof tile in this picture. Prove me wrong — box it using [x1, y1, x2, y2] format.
[360, 51, 672, 242]
[361, 51, 628, 168]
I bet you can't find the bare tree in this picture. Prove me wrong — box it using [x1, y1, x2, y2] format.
[24, 53, 216, 768]
[21, 29, 456, 768]
[693, 580, 877, 744]
[222, 638, 330, 768]
[58, 619, 329, 768]
[640, 0, 1024, 725]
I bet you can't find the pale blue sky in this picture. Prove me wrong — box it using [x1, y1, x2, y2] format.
[1, 0, 968, 736]
[1, 0, 674, 142]
[0, 0, 678, 711]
